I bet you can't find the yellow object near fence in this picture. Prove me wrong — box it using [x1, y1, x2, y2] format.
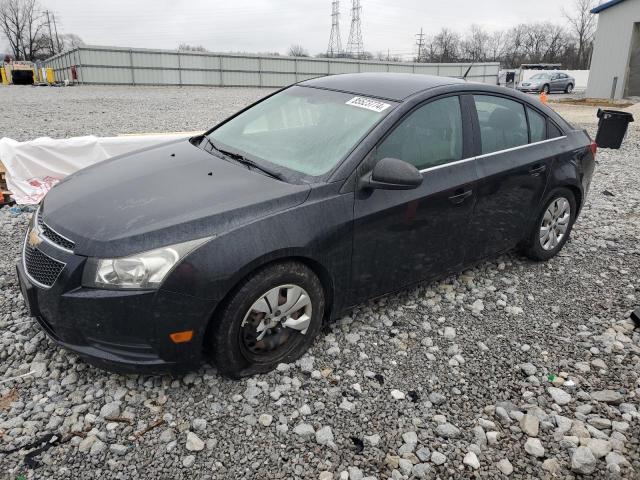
[46, 68, 55, 83]
[0, 67, 8, 85]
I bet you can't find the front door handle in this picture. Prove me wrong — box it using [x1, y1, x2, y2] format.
[448, 189, 473, 205]
[529, 164, 547, 176]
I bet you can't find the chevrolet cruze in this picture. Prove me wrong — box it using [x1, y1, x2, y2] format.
[17, 73, 596, 378]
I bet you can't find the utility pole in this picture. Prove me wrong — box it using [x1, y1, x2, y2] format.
[326, 1, 342, 58]
[52, 13, 62, 53]
[415, 28, 425, 63]
[346, 0, 364, 59]
[45, 10, 56, 55]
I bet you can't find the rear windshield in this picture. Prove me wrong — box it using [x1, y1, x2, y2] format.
[208, 86, 395, 177]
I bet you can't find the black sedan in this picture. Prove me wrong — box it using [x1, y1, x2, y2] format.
[17, 73, 596, 378]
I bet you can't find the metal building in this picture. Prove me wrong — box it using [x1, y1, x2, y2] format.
[586, 0, 640, 99]
[45, 45, 500, 87]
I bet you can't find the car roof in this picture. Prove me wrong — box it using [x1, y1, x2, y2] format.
[299, 73, 466, 102]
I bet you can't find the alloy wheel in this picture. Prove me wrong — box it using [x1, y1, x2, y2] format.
[539, 197, 571, 251]
[240, 284, 312, 357]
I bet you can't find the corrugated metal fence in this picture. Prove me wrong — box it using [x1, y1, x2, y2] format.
[45, 45, 500, 87]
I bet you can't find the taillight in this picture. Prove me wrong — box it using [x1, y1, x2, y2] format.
[589, 142, 597, 156]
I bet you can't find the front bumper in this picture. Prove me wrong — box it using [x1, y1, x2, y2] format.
[16, 231, 217, 374]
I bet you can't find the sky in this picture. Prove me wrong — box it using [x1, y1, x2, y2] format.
[7, 0, 577, 57]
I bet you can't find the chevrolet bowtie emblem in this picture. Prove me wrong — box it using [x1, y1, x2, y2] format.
[28, 226, 43, 249]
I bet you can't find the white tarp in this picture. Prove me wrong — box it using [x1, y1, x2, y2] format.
[0, 134, 194, 204]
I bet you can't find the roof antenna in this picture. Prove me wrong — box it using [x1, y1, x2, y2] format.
[462, 63, 474, 81]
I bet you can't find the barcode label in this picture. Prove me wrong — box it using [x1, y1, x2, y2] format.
[345, 96, 391, 113]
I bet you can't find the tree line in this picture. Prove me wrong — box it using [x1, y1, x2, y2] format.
[411, 0, 596, 70]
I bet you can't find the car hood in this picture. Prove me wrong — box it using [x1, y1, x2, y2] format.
[41, 139, 310, 257]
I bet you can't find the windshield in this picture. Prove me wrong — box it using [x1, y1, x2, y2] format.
[530, 73, 550, 80]
[207, 86, 394, 178]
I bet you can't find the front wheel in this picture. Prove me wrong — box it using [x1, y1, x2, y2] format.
[565, 83, 574, 94]
[542, 84, 550, 94]
[208, 261, 325, 378]
[522, 188, 577, 261]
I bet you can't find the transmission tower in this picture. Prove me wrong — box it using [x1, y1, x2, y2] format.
[416, 28, 425, 62]
[346, 0, 364, 59]
[326, 1, 342, 57]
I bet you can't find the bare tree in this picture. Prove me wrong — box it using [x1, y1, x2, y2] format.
[0, 0, 24, 59]
[0, 0, 47, 60]
[433, 28, 460, 62]
[59, 32, 83, 51]
[287, 44, 309, 57]
[461, 24, 489, 62]
[487, 30, 506, 62]
[563, 0, 597, 69]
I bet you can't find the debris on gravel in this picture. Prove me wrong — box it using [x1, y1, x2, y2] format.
[0, 88, 638, 479]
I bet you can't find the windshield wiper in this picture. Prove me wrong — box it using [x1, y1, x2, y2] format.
[207, 140, 285, 181]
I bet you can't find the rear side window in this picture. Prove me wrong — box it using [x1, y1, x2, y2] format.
[527, 107, 547, 142]
[548, 121, 563, 139]
[474, 95, 528, 154]
[375, 96, 463, 170]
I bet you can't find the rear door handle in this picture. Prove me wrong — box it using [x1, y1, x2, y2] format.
[529, 164, 547, 176]
[448, 189, 473, 205]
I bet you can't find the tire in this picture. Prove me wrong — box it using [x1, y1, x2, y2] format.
[208, 261, 325, 378]
[565, 83, 574, 94]
[522, 188, 577, 261]
[542, 84, 550, 94]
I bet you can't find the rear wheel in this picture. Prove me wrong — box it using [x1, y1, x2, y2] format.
[209, 261, 325, 378]
[565, 83, 574, 94]
[522, 188, 576, 261]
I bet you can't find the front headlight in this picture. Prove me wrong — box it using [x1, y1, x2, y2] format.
[82, 237, 210, 290]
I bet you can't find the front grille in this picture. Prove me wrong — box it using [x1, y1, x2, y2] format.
[37, 210, 75, 251]
[24, 243, 65, 287]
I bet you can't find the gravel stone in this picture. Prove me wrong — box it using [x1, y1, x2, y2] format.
[430, 451, 447, 465]
[463, 451, 480, 470]
[496, 459, 513, 475]
[547, 387, 572, 405]
[293, 423, 315, 440]
[436, 422, 460, 439]
[590, 390, 624, 404]
[524, 437, 545, 457]
[315, 426, 334, 445]
[185, 431, 204, 452]
[390, 389, 405, 400]
[571, 446, 597, 474]
[520, 414, 539, 437]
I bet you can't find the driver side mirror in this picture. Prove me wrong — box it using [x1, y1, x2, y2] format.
[360, 157, 423, 191]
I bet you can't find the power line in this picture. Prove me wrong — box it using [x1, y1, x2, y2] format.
[326, 1, 342, 57]
[346, 0, 364, 58]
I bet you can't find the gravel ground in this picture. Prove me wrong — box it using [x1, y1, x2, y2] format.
[0, 85, 275, 141]
[0, 86, 639, 479]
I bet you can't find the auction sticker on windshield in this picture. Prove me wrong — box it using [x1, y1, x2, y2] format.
[346, 96, 391, 113]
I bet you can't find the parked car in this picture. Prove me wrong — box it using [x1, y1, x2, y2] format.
[17, 73, 596, 378]
[517, 72, 575, 94]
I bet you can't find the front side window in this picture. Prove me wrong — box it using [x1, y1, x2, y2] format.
[527, 107, 547, 143]
[374, 96, 463, 170]
[208, 86, 394, 177]
[474, 95, 528, 154]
